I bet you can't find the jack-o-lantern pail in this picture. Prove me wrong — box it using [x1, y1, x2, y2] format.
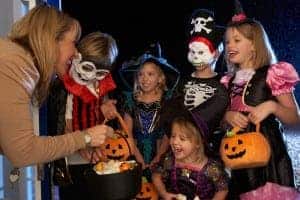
[84, 114, 142, 200]
[136, 177, 159, 200]
[100, 113, 132, 161]
[220, 124, 271, 169]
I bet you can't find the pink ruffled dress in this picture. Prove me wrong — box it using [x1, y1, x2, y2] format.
[220, 62, 300, 199]
[221, 62, 299, 112]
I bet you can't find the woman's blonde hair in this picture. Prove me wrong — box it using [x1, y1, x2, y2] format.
[172, 116, 205, 157]
[78, 31, 118, 70]
[226, 20, 277, 71]
[133, 60, 167, 98]
[8, 5, 81, 105]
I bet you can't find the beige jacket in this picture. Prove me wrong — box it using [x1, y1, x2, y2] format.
[0, 38, 86, 167]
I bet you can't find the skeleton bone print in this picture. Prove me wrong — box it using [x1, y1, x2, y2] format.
[184, 81, 216, 110]
[190, 16, 213, 35]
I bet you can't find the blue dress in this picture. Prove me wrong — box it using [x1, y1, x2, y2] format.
[122, 92, 167, 180]
[123, 92, 165, 163]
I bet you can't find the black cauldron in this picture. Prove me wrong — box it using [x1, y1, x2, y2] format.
[84, 114, 142, 200]
[84, 162, 142, 200]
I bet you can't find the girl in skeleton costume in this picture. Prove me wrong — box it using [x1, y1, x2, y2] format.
[119, 43, 180, 180]
[152, 110, 229, 200]
[48, 32, 118, 200]
[220, 1, 300, 199]
[162, 9, 229, 157]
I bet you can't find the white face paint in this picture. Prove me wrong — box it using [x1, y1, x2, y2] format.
[187, 41, 215, 68]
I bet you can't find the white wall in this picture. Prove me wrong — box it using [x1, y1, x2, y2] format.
[0, 0, 13, 37]
[0, 0, 45, 37]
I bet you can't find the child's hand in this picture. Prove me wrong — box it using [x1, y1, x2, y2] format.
[161, 191, 178, 200]
[135, 155, 146, 169]
[140, 161, 147, 170]
[101, 99, 118, 120]
[150, 155, 161, 168]
[224, 111, 249, 128]
[247, 101, 276, 124]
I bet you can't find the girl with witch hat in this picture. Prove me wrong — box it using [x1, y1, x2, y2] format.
[118, 42, 180, 181]
[221, 0, 299, 199]
[152, 109, 229, 200]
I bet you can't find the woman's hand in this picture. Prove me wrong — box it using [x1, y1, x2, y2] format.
[224, 111, 249, 128]
[78, 149, 93, 162]
[247, 101, 276, 124]
[79, 147, 103, 163]
[101, 99, 118, 120]
[86, 124, 114, 147]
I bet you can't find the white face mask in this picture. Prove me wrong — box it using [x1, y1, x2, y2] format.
[187, 41, 215, 67]
[69, 53, 109, 86]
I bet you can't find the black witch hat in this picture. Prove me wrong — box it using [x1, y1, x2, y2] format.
[119, 42, 180, 93]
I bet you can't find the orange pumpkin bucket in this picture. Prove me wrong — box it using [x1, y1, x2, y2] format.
[100, 113, 132, 161]
[220, 124, 271, 169]
[136, 177, 159, 200]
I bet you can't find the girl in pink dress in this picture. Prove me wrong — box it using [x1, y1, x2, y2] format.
[221, 10, 300, 199]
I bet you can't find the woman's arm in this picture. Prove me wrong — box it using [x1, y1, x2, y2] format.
[0, 70, 111, 167]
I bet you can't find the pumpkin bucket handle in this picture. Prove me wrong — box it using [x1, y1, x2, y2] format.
[116, 112, 129, 135]
[231, 123, 260, 136]
[105, 113, 133, 156]
[112, 127, 133, 156]
[255, 123, 260, 133]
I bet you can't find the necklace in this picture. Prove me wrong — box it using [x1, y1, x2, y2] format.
[136, 100, 161, 134]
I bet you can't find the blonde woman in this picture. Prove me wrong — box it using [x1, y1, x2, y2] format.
[0, 5, 113, 168]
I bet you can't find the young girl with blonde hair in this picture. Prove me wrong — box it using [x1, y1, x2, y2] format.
[152, 111, 228, 200]
[120, 43, 180, 180]
[221, 5, 300, 198]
